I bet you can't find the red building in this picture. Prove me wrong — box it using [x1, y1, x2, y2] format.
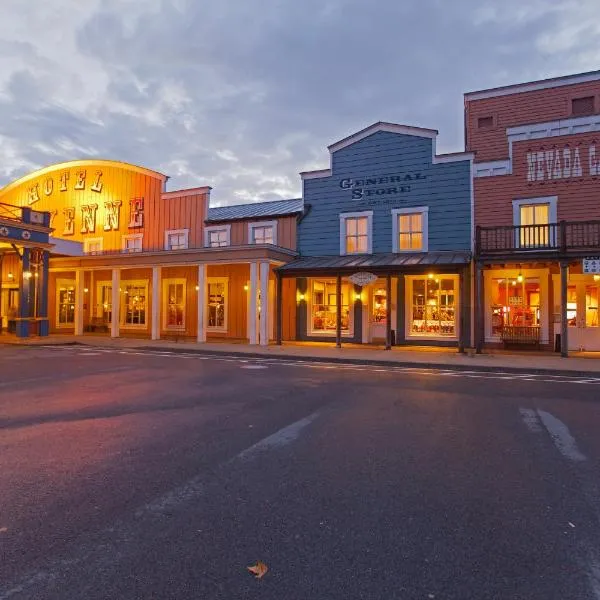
[467, 70, 600, 354]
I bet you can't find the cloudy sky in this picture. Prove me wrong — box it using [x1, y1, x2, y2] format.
[0, 0, 597, 205]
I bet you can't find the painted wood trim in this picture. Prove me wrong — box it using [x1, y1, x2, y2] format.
[197, 264, 207, 342]
[204, 224, 231, 247]
[391, 207, 429, 253]
[111, 269, 120, 337]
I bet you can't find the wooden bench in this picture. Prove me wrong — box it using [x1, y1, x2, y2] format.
[500, 326, 541, 349]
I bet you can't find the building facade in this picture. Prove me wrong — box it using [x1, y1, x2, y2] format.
[276, 122, 474, 349]
[0, 160, 301, 343]
[467, 70, 600, 354]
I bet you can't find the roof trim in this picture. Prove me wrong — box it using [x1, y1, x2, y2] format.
[0, 159, 168, 198]
[162, 186, 211, 199]
[465, 69, 600, 101]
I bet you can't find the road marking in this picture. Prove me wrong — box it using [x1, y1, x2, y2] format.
[519, 408, 543, 433]
[537, 410, 587, 462]
[240, 365, 268, 370]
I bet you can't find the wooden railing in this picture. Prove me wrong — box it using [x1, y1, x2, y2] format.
[0, 202, 23, 222]
[476, 220, 600, 255]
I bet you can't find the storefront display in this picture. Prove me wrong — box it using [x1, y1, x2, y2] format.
[310, 279, 350, 333]
[409, 276, 456, 336]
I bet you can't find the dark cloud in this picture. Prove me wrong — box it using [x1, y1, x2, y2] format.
[0, 0, 598, 203]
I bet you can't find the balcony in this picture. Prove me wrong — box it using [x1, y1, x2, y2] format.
[476, 220, 600, 257]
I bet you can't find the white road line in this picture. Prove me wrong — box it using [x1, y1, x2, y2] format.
[537, 410, 587, 462]
[240, 365, 268, 370]
[519, 408, 543, 433]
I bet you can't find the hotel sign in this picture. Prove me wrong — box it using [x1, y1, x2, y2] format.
[526, 144, 600, 182]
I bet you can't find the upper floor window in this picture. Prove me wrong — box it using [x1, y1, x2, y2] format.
[249, 221, 277, 245]
[392, 207, 428, 253]
[204, 225, 231, 248]
[122, 233, 143, 253]
[477, 116, 494, 129]
[512, 196, 557, 248]
[340, 211, 373, 255]
[83, 238, 103, 255]
[572, 96, 595, 116]
[165, 229, 189, 251]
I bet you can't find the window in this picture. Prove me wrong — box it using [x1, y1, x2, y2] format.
[340, 211, 372, 255]
[478, 116, 494, 129]
[392, 207, 428, 252]
[409, 276, 457, 337]
[122, 282, 147, 326]
[372, 286, 387, 324]
[204, 225, 231, 248]
[566, 283, 599, 328]
[122, 234, 143, 253]
[572, 96, 595, 116]
[513, 197, 557, 248]
[83, 238, 103, 255]
[56, 280, 75, 327]
[310, 279, 351, 334]
[207, 278, 227, 331]
[490, 277, 540, 336]
[249, 221, 277, 245]
[163, 279, 186, 329]
[97, 283, 112, 324]
[164, 229, 189, 251]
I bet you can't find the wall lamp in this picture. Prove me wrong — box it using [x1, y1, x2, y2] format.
[23, 271, 32, 280]
[297, 292, 306, 303]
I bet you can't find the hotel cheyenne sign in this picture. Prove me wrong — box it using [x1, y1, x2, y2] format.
[526, 144, 600, 181]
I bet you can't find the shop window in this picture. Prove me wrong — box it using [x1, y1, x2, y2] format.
[586, 285, 599, 327]
[205, 225, 230, 248]
[83, 238, 103, 255]
[572, 96, 595, 116]
[57, 280, 75, 326]
[97, 283, 112, 324]
[393, 207, 428, 252]
[310, 279, 350, 333]
[567, 285, 578, 327]
[164, 279, 186, 329]
[165, 229, 189, 251]
[123, 282, 147, 326]
[340, 212, 372, 255]
[477, 116, 494, 129]
[207, 278, 227, 330]
[123, 234, 143, 253]
[490, 277, 541, 335]
[410, 276, 456, 337]
[249, 221, 277, 245]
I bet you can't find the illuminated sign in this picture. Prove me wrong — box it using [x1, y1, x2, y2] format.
[27, 169, 104, 205]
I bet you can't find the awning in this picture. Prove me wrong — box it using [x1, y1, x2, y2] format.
[277, 251, 471, 275]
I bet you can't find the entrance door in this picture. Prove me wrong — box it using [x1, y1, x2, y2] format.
[567, 280, 600, 351]
[368, 283, 388, 343]
[1, 288, 18, 331]
[96, 282, 113, 326]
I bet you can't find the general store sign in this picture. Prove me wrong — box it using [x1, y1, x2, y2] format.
[583, 256, 600, 274]
[348, 272, 378, 286]
[339, 172, 427, 199]
[526, 144, 600, 182]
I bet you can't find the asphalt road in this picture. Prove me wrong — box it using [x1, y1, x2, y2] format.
[1, 344, 600, 599]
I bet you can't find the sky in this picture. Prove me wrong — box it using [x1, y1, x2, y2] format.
[0, 0, 598, 206]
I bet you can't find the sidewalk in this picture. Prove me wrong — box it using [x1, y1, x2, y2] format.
[4, 333, 600, 377]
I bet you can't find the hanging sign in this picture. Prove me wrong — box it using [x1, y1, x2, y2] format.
[348, 272, 378, 286]
[583, 257, 600, 274]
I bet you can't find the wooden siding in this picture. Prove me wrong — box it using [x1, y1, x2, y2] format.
[475, 132, 600, 227]
[466, 80, 600, 162]
[281, 277, 297, 341]
[1, 254, 20, 282]
[227, 215, 297, 250]
[300, 131, 472, 256]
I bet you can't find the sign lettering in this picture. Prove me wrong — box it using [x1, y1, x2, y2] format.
[80, 204, 98, 234]
[60, 170, 69, 192]
[63, 207, 75, 236]
[43, 178, 53, 196]
[103, 200, 122, 231]
[90, 170, 103, 193]
[128, 198, 144, 228]
[339, 172, 426, 200]
[27, 183, 40, 205]
[74, 170, 86, 190]
[524, 145, 600, 181]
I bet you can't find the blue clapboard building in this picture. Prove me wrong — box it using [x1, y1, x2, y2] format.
[277, 122, 474, 349]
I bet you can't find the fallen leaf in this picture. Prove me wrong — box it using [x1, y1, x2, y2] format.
[247, 561, 268, 579]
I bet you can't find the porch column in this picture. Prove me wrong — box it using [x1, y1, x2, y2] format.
[560, 261, 569, 358]
[111, 268, 120, 338]
[458, 266, 466, 353]
[248, 262, 258, 344]
[336, 274, 342, 348]
[385, 274, 392, 350]
[475, 261, 484, 354]
[16, 248, 31, 338]
[74, 269, 84, 336]
[38, 250, 50, 336]
[197, 264, 206, 343]
[276, 271, 283, 345]
[151, 266, 161, 341]
[259, 261, 270, 346]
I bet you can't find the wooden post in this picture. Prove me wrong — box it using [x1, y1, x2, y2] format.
[197, 264, 206, 343]
[111, 268, 120, 338]
[276, 271, 283, 345]
[74, 269, 84, 336]
[560, 261, 568, 358]
[335, 274, 342, 348]
[385, 274, 392, 350]
[475, 262, 484, 354]
[458, 266, 466, 353]
[151, 266, 161, 340]
[259, 261, 269, 346]
[248, 262, 258, 344]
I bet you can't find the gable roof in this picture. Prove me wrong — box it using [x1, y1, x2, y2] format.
[206, 198, 303, 223]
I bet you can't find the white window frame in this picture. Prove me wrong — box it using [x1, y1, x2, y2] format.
[83, 237, 103, 255]
[207, 276, 228, 332]
[248, 220, 277, 246]
[164, 228, 189, 251]
[56, 278, 76, 329]
[163, 278, 186, 331]
[339, 211, 373, 255]
[392, 206, 429, 253]
[204, 224, 231, 248]
[512, 196, 558, 248]
[405, 274, 459, 341]
[122, 233, 143, 253]
[120, 279, 149, 329]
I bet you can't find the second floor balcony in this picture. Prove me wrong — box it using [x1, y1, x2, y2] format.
[476, 220, 600, 258]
